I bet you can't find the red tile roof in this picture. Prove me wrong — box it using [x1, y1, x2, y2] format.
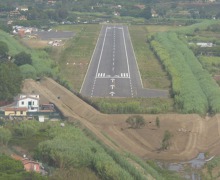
[4, 107, 28, 111]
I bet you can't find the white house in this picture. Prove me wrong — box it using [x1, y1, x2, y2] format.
[196, 42, 213, 47]
[17, 95, 40, 112]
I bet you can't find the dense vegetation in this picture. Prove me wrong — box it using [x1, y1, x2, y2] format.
[0, 30, 58, 79]
[0, 29, 59, 102]
[150, 29, 220, 114]
[199, 56, 220, 76]
[0, 0, 219, 30]
[36, 124, 144, 179]
[0, 62, 22, 101]
[0, 154, 46, 180]
[0, 120, 182, 179]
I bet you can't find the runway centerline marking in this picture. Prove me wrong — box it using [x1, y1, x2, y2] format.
[90, 26, 134, 97]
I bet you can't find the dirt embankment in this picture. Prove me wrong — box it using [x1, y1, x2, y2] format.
[23, 78, 220, 161]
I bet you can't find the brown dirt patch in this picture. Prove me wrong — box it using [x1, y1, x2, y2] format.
[22, 78, 220, 161]
[20, 39, 49, 49]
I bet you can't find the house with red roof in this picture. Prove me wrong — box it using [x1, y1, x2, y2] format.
[11, 154, 41, 173]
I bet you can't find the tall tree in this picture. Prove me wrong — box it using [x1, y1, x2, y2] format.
[0, 62, 22, 101]
[0, 41, 9, 62]
[140, 6, 152, 19]
[0, 128, 12, 146]
[14, 52, 32, 66]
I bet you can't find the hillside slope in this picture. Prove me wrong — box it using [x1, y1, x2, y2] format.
[22, 78, 220, 161]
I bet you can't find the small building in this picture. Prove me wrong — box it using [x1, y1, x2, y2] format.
[11, 154, 41, 173]
[23, 159, 41, 172]
[4, 107, 27, 116]
[19, 7, 29, 11]
[196, 42, 213, 47]
[17, 95, 40, 112]
[38, 115, 45, 122]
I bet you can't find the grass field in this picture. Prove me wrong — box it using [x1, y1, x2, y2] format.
[129, 25, 171, 89]
[49, 24, 101, 91]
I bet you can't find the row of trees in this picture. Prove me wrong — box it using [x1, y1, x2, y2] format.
[36, 124, 146, 180]
[150, 31, 220, 114]
[172, 33, 220, 113]
[150, 33, 208, 114]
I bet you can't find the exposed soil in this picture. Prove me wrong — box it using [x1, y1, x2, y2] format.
[22, 78, 220, 162]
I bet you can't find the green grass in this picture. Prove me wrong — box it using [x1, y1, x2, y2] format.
[49, 24, 101, 91]
[129, 25, 171, 90]
[0, 30, 57, 78]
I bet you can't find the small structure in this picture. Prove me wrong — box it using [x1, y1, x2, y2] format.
[17, 94, 40, 112]
[19, 6, 29, 12]
[40, 103, 55, 111]
[196, 42, 213, 47]
[38, 115, 45, 122]
[11, 154, 41, 173]
[4, 107, 27, 116]
[23, 160, 41, 172]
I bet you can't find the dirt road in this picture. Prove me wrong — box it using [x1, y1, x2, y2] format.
[23, 78, 220, 161]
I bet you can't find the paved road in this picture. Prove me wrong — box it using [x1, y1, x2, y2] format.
[80, 25, 168, 98]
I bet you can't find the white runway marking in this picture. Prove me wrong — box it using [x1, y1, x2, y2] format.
[122, 27, 131, 78]
[91, 26, 134, 97]
[95, 26, 108, 78]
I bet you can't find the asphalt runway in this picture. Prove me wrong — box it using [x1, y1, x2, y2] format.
[33, 30, 75, 40]
[80, 25, 168, 98]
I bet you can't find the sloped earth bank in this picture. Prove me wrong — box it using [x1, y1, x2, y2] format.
[23, 78, 220, 162]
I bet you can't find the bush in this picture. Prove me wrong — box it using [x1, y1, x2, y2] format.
[126, 115, 146, 128]
[19, 64, 37, 79]
[161, 130, 172, 150]
[14, 52, 32, 66]
[0, 128, 12, 146]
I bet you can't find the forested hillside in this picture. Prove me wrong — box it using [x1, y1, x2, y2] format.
[0, 29, 58, 102]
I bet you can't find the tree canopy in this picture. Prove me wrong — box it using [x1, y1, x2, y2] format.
[126, 115, 146, 128]
[0, 41, 9, 62]
[0, 62, 22, 101]
[0, 154, 23, 174]
[14, 52, 32, 66]
[0, 128, 12, 146]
